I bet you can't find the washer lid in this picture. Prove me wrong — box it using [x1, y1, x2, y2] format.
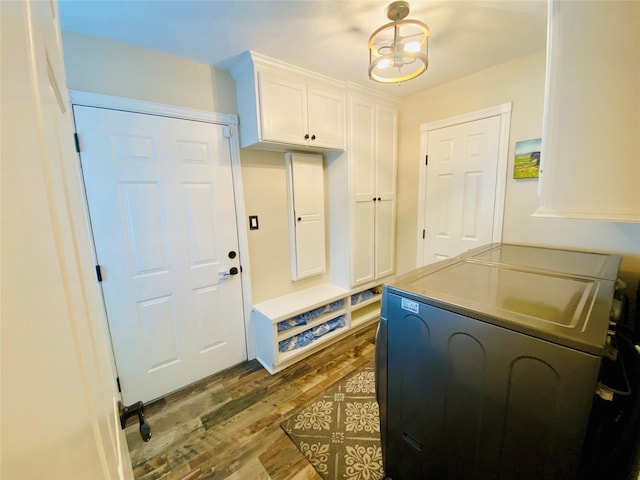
[387, 260, 615, 355]
[462, 243, 621, 280]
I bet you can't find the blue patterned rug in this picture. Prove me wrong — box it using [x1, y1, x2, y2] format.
[281, 364, 384, 480]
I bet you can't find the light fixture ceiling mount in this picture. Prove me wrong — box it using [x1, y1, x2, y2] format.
[368, 1, 430, 84]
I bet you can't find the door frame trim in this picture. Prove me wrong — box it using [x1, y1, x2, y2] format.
[69, 90, 256, 360]
[416, 102, 512, 267]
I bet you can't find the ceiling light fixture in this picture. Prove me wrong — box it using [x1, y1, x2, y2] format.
[368, 1, 430, 84]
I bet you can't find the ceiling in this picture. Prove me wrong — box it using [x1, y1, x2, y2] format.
[58, 0, 548, 98]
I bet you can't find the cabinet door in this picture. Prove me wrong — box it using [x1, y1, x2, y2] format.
[375, 198, 396, 279]
[350, 98, 377, 201]
[258, 72, 308, 146]
[307, 86, 345, 150]
[286, 153, 326, 280]
[375, 106, 398, 279]
[350, 97, 377, 286]
[376, 107, 398, 198]
[352, 199, 376, 285]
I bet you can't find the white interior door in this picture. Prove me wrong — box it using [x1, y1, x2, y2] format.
[75, 106, 247, 404]
[423, 116, 501, 263]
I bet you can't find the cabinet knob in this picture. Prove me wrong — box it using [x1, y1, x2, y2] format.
[297, 217, 302, 221]
[378, 197, 382, 201]
[311, 134, 316, 140]
[373, 197, 377, 202]
[304, 134, 310, 140]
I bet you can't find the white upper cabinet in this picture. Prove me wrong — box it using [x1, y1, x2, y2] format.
[231, 52, 345, 151]
[259, 74, 307, 145]
[306, 86, 346, 149]
[538, 0, 640, 222]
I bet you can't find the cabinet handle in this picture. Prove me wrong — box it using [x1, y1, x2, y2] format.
[304, 134, 310, 140]
[311, 134, 316, 140]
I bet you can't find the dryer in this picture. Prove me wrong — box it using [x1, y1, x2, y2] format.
[376, 243, 621, 479]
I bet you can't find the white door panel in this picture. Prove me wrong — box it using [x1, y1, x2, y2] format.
[286, 153, 326, 280]
[350, 100, 376, 201]
[75, 106, 246, 404]
[307, 86, 345, 149]
[295, 215, 325, 278]
[424, 116, 501, 264]
[258, 72, 307, 145]
[352, 200, 376, 285]
[375, 199, 395, 278]
[376, 108, 398, 198]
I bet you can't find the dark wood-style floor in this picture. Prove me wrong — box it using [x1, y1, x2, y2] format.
[124, 323, 378, 480]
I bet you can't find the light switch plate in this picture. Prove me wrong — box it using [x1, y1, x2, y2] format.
[249, 215, 259, 230]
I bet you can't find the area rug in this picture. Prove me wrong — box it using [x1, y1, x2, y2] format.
[281, 364, 384, 480]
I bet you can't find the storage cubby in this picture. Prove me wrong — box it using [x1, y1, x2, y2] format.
[350, 286, 383, 328]
[252, 282, 384, 374]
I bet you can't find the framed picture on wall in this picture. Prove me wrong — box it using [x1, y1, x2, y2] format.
[514, 138, 541, 179]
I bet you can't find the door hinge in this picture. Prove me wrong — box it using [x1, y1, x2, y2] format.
[422, 229, 426, 239]
[116, 376, 121, 393]
[95, 264, 103, 282]
[222, 125, 231, 138]
[74, 133, 80, 153]
[425, 154, 428, 166]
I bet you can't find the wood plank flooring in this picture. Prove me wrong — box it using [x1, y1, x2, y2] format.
[124, 323, 378, 480]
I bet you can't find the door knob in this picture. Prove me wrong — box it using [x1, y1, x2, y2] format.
[219, 267, 239, 280]
[228, 251, 237, 259]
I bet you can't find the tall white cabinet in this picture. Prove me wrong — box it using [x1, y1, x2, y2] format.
[329, 86, 399, 289]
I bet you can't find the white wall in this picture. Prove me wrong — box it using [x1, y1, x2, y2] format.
[2, 5, 131, 478]
[397, 51, 640, 291]
[62, 31, 236, 113]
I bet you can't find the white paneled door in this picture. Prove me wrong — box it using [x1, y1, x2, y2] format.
[286, 153, 326, 280]
[75, 106, 246, 404]
[423, 116, 501, 263]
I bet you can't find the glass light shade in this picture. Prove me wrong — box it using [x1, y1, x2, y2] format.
[368, 17, 430, 84]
